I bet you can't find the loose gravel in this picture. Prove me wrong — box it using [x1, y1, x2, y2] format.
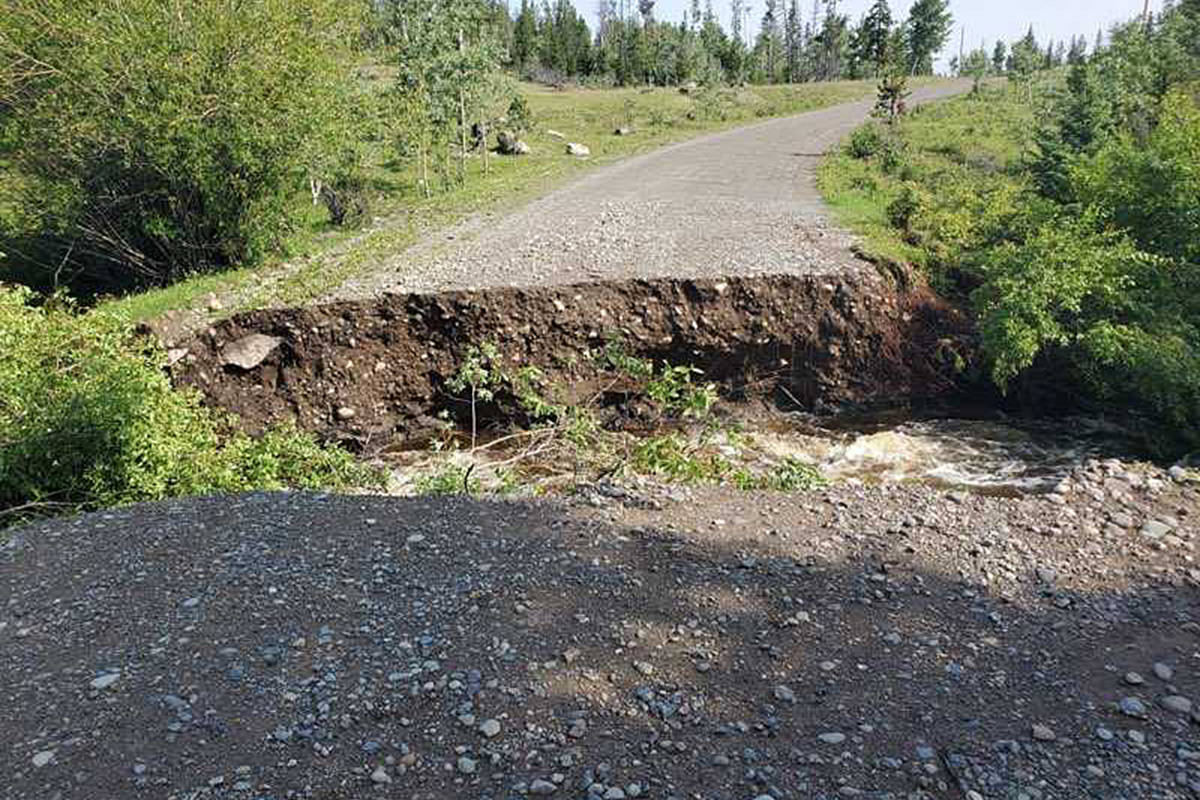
[329, 83, 967, 301]
[2, 458, 1199, 799]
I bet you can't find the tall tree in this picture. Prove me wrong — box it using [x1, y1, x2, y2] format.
[757, 0, 785, 81]
[905, 0, 952, 75]
[512, 0, 538, 69]
[785, 0, 803, 81]
[992, 39, 1007, 73]
[859, 0, 894, 76]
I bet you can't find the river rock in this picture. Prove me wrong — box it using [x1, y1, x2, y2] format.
[1141, 520, 1172, 539]
[221, 334, 282, 371]
[1120, 697, 1148, 717]
[1031, 723, 1056, 741]
[1161, 695, 1193, 714]
[90, 672, 120, 690]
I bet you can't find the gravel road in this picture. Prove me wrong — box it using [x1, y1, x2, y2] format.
[3, 460, 1199, 800]
[330, 82, 968, 301]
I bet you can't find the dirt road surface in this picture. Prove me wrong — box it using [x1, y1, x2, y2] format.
[330, 83, 968, 300]
[3, 468, 1199, 800]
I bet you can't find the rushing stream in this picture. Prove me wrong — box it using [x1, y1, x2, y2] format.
[392, 406, 1149, 498]
[752, 410, 1143, 495]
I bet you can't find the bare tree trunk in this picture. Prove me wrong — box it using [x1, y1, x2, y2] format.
[458, 29, 467, 185]
[482, 120, 490, 176]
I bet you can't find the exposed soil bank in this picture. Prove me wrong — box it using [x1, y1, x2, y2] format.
[174, 268, 974, 446]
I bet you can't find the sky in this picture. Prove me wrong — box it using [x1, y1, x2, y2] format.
[578, 0, 1163, 70]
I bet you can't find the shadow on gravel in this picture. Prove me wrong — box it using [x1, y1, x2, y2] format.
[1, 489, 1198, 800]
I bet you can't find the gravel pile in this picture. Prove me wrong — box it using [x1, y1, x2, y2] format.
[2, 457, 1198, 800]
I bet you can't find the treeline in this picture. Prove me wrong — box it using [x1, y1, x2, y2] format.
[953, 27, 1093, 82]
[463, 0, 955, 87]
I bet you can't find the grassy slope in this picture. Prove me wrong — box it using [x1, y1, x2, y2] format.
[103, 78, 939, 322]
[817, 83, 1035, 276]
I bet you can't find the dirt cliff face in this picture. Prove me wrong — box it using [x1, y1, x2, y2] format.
[173, 269, 973, 445]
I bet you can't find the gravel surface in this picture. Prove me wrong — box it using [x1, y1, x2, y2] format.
[329, 83, 968, 301]
[3, 459, 1199, 799]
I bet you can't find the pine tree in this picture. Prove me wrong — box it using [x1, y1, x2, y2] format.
[859, 0, 893, 76]
[785, 0, 803, 81]
[905, 0, 952, 75]
[992, 39, 1007, 73]
[757, 0, 785, 82]
[512, 0, 538, 70]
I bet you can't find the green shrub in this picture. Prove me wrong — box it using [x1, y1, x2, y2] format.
[0, 0, 362, 292]
[0, 287, 377, 521]
[847, 124, 886, 159]
[886, 184, 926, 231]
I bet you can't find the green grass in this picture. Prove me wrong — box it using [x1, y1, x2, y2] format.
[818, 83, 1036, 275]
[101, 77, 947, 323]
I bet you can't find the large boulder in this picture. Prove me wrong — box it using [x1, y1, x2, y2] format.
[221, 333, 282, 371]
[496, 131, 529, 156]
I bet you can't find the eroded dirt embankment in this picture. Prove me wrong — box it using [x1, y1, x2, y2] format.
[174, 268, 973, 446]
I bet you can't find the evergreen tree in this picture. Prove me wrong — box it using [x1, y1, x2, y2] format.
[992, 39, 1007, 73]
[756, 0, 785, 82]
[905, 0, 952, 75]
[785, 0, 803, 81]
[513, 0, 538, 70]
[859, 0, 894, 76]
[814, 0, 849, 80]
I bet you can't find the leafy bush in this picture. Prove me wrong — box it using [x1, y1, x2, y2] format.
[847, 125, 886, 159]
[0, 0, 362, 292]
[0, 287, 377, 521]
